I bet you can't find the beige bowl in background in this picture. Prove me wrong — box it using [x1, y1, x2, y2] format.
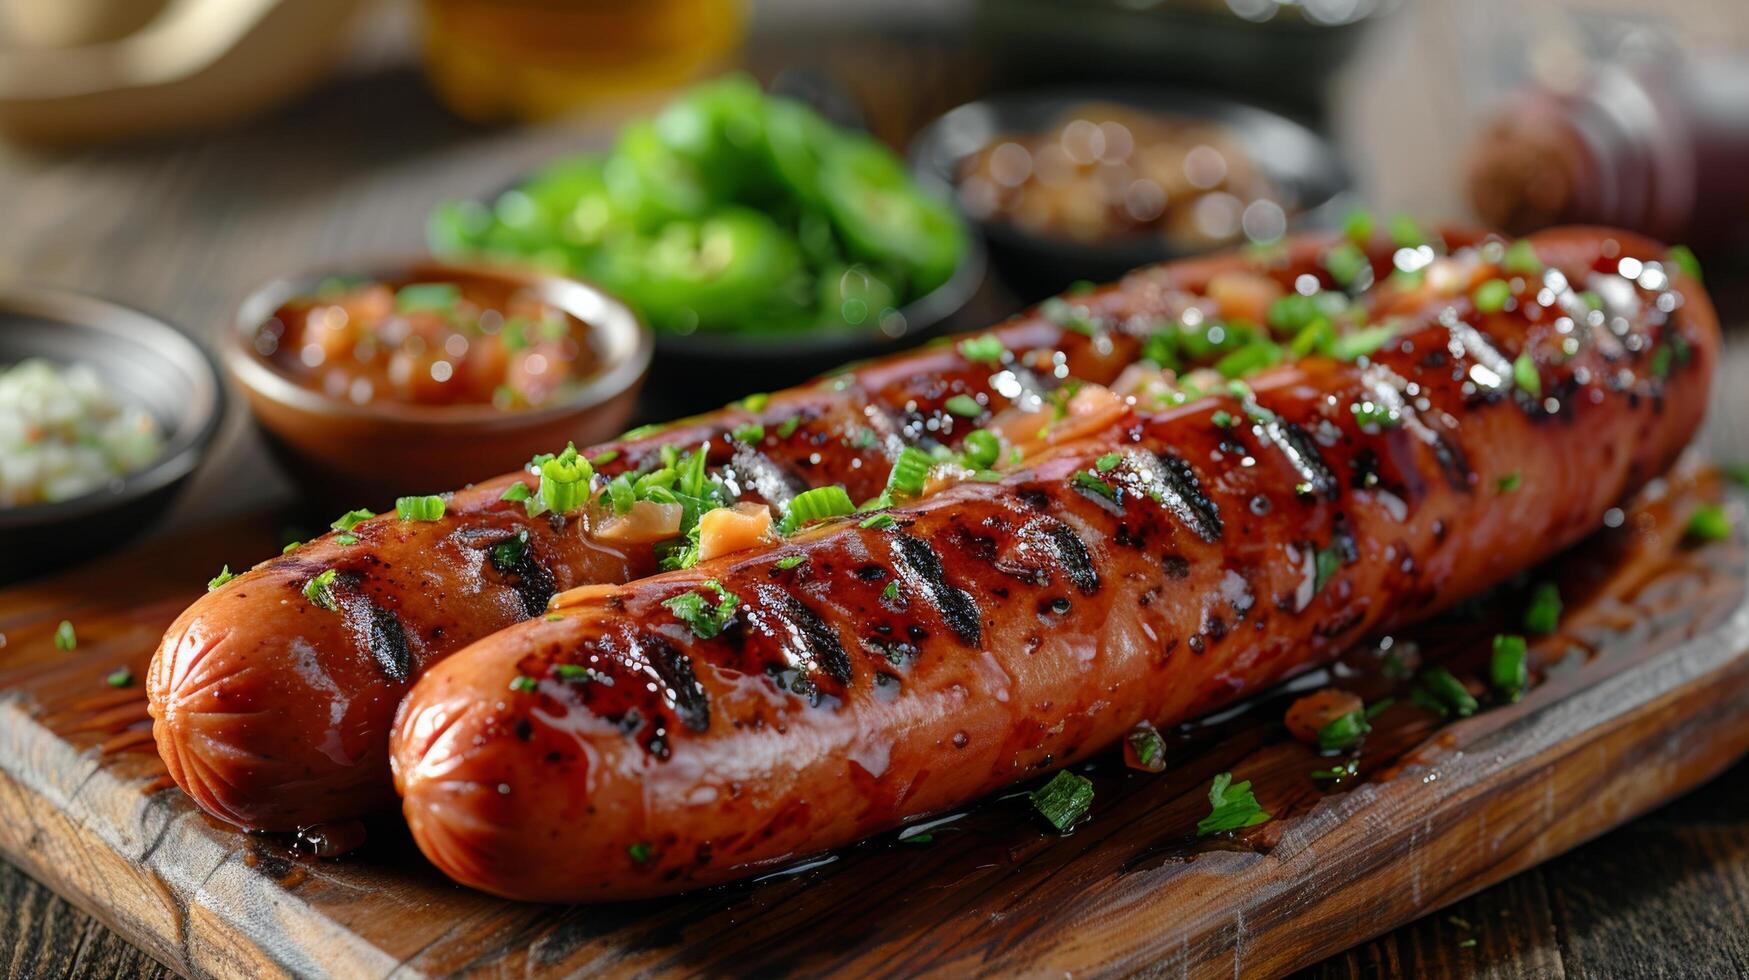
[0, 0, 367, 144]
[225, 260, 652, 510]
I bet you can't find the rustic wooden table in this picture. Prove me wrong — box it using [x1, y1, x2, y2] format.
[2, 1, 1747, 976]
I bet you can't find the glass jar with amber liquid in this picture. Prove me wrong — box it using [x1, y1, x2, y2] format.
[419, 0, 745, 123]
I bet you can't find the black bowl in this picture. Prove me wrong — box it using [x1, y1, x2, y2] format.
[0, 288, 225, 583]
[909, 86, 1355, 300]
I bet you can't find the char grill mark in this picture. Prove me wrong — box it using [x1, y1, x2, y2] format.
[755, 584, 852, 686]
[1154, 452, 1223, 543]
[1041, 519, 1100, 595]
[364, 603, 411, 682]
[891, 533, 982, 646]
[1276, 421, 1339, 499]
[639, 634, 711, 733]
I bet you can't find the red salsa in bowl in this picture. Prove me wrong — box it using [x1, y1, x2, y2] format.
[227, 262, 649, 506]
[251, 277, 604, 411]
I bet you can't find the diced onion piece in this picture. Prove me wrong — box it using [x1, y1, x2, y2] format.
[591, 500, 684, 543]
[697, 502, 775, 562]
[1206, 271, 1284, 326]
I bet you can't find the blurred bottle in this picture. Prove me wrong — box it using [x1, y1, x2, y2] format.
[1467, 54, 1749, 248]
[419, 0, 745, 123]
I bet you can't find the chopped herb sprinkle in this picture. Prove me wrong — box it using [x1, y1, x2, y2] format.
[53, 620, 76, 652]
[1197, 772, 1271, 836]
[508, 675, 537, 693]
[1523, 582, 1561, 634]
[207, 566, 235, 591]
[395, 494, 446, 522]
[1031, 770, 1095, 832]
[943, 394, 984, 418]
[303, 569, 339, 611]
[106, 667, 133, 688]
[1686, 504, 1732, 543]
[1491, 634, 1529, 702]
[958, 334, 1005, 364]
[662, 580, 740, 639]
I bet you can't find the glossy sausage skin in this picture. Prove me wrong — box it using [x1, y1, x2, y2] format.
[154, 233, 1414, 831]
[391, 228, 1717, 901]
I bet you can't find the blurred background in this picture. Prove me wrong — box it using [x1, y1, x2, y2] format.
[0, 0, 1745, 536]
[3, 0, 1749, 973]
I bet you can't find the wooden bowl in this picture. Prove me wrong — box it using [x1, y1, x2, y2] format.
[225, 260, 651, 510]
[0, 287, 224, 582]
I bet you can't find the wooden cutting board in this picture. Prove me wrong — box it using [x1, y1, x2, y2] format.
[1, 462, 1745, 979]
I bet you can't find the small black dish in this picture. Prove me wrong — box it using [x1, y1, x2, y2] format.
[0, 288, 225, 583]
[909, 87, 1354, 300]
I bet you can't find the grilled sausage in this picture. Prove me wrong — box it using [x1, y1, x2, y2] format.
[154, 232, 1447, 831]
[390, 228, 1717, 901]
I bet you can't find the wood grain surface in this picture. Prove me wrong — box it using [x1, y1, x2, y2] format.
[2, 0, 1748, 976]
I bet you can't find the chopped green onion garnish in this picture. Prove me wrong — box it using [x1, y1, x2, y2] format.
[1126, 724, 1167, 772]
[778, 485, 856, 534]
[1331, 324, 1396, 361]
[1031, 770, 1095, 832]
[776, 416, 803, 439]
[1667, 245, 1702, 282]
[490, 531, 529, 572]
[1313, 543, 1344, 594]
[661, 580, 740, 639]
[958, 334, 1005, 365]
[628, 842, 653, 863]
[207, 566, 235, 591]
[860, 513, 897, 530]
[739, 393, 770, 413]
[395, 495, 446, 522]
[1473, 279, 1511, 314]
[1417, 666, 1478, 717]
[500, 482, 533, 503]
[1317, 709, 1371, 752]
[1523, 582, 1561, 635]
[1210, 410, 1237, 429]
[1215, 339, 1282, 379]
[554, 664, 594, 683]
[331, 508, 373, 533]
[1342, 209, 1374, 244]
[1686, 504, 1733, 543]
[1197, 771, 1271, 836]
[1351, 400, 1399, 428]
[282, 540, 302, 554]
[880, 580, 901, 602]
[885, 446, 935, 499]
[1513, 352, 1541, 396]
[1503, 240, 1542, 275]
[1323, 242, 1370, 287]
[1491, 634, 1529, 702]
[335, 534, 357, 546]
[536, 443, 593, 517]
[395, 282, 461, 314]
[1387, 213, 1426, 248]
[943, 394, 984, 418]
[775, 554, 808, 570]
[590, 449, 620, 466]
[1094, 452, 1121, 473]
[106, 667, 133, 688]
[1497, 473, 1522, 492]
[1312, 759, 1360, 783]
[1071, 470, 1117, 500]
[732, 422, 765, 443]
[303, 569, 339, 611]
[53, 620, 76, 651]
[961, 429, 1000, 469]
[509, 675, 537, 693]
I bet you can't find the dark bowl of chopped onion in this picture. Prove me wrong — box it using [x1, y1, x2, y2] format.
[0, 287, 225, 583]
